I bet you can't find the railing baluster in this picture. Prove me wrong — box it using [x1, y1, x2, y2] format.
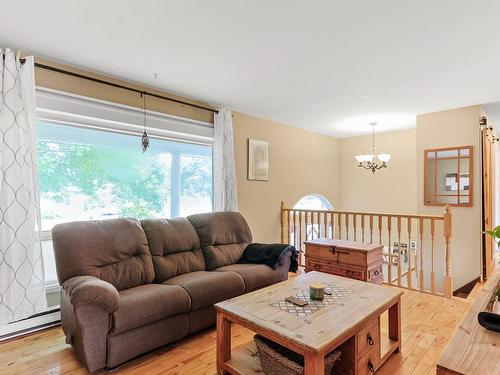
[318, 211, 321, 239]
[288, 209, 292, 246]
[315, 211, 318, 239]
[293, 210, 297, 248]
[337, 213, 341, 240]
[317, 212, 320, 239]
[397, 216, 402, 287]
[353, 214, 358, 241]
[378, 215, 382, 246]
[311, 212, 320, 238]
[345, 213, 349, 240]
[280, 201, 286, 243]
[387, 216, 392, 285]
[430, 218, 436, 294]
[330, 212, 334, 239]
[298, 211, 303, 254]
[443, 205, 453, 298]
[361, 214, 365, 242]
[305, 211, 309, 242]
[369, 215, 374, 244]
[285, 209, 290, 244]
[323, 212, 327, 239]
[319, 212, 322, 238]
[310, 211, 314, 240]
[419, 217, 424, 291]
[407, 217, 412, 289]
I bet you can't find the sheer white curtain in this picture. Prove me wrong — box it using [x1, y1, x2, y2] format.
[0, 49, 46, 324]
[213, 108, 238, 211]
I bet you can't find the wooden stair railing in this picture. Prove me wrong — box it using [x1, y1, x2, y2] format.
[280, 201, 453, 298]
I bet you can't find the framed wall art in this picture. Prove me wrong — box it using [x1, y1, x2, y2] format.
[248, 139, 269, 181]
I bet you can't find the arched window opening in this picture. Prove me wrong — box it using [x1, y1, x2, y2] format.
[289, 194, 333, 250]
[293, 194, 333, 211]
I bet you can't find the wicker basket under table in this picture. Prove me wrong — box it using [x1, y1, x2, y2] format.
[254, 334, 342, 375]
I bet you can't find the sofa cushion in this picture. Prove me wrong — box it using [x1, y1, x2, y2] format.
[52, 218, 154, 291]
[187, 212, 252, 270]
[111, 284, 191, 334]
[163, 271, 245, 310]
[215, 264, 279, 292]
[141, 218, 205, 282]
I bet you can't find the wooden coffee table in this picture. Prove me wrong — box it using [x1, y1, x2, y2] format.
[215, 271, 402, 375]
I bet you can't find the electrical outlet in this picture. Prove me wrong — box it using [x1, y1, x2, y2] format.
[410, 241, 417, 249]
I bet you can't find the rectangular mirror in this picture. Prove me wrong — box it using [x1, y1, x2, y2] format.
[424, 146, 473, 207]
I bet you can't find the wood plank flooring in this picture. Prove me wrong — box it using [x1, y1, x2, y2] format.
[0, 287, 471, 375]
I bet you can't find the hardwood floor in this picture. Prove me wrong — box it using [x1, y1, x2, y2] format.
[0, 287, 471, 375]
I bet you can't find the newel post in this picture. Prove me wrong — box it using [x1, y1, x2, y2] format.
[443, 205, 453, 298]
[280, 201, 286, 244]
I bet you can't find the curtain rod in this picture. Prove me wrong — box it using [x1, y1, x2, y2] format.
[17, 57, 218, 114]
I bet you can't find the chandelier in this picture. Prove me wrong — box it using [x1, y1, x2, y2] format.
[355, 122, 391, 173]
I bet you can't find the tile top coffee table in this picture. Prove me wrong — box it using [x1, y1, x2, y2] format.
[215, 271, 403, 375]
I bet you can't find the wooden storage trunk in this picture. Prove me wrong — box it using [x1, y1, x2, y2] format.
[304, 239, 383, 284]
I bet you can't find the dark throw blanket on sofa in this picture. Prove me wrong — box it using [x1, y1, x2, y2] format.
[239, 243, 299, 272]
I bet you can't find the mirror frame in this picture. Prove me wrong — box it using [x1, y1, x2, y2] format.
[424, 145, 473, 207]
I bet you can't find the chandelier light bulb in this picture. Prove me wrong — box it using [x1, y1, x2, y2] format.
[377, 153, 391, 163]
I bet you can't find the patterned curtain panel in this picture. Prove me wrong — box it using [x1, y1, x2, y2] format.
[213, 108, 238, 211]
[0, 49, 46, 325]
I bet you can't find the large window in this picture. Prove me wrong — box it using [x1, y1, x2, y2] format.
[38, 121, 212, 231]
[36, 89, 214, 288]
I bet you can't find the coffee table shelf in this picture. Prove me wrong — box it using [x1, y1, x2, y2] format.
[223, 342, 262, 375]
[215, 271, 402, 374]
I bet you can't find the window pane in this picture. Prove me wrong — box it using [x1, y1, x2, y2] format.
[180, 154, 213, 216]
[293, 194, 332, 210]
[37, 121, 212, 231]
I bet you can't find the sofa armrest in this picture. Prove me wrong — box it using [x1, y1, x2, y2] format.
[273, 248, 293, 282]
[62, 275, 120, 313]
[277, 246, 293, 265]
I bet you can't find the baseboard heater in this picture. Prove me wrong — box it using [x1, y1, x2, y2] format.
[0, 308, 61, 342]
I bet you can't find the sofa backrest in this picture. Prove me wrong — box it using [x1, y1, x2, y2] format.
[140, 218, 205, 282]
[187, 212, 252, 270]
[52, 218, 155, 290]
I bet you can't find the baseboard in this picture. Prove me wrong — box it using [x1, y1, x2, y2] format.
[453, 277, 481, 298]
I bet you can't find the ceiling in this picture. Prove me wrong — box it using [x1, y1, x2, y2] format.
[1, 0, 500, 138]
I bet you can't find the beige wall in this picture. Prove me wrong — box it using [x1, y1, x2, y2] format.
[233, 113, 339, 242]
[338, 129, 417, 213]
[417, 106, 482, 289]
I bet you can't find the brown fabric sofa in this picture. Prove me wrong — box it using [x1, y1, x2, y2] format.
[52, 212, 291, 372]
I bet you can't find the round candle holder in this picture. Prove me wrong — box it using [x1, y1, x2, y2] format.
[309, 283, 325, 301]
